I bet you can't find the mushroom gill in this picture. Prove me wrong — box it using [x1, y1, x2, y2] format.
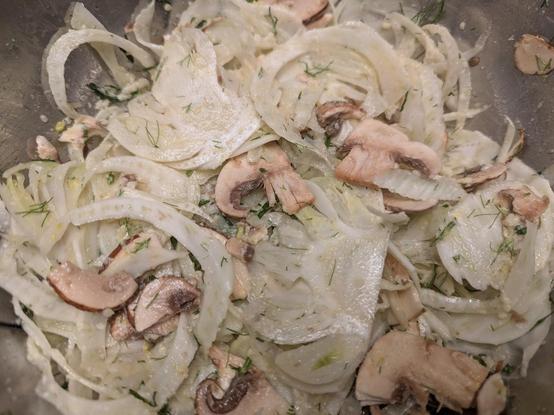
[335, 119, 441, 189]
[315, 100, 365, 137]
[215, 143, 314, 218]
[48, 262, 137, 312]
[355, 330, 489, 411]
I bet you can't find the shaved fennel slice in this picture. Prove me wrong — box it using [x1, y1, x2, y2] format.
[398, 60, 447, 155]
[46, 29, 155, 117]
[442, 129, 500, 176]
[69, 3, 136, 86]
[87, 156, 199, 204]
[68, 198, 233, 350]
[145, 314, 197, 407]
[101, 245, 186, 278]
[108, 114, 203, 163]
[425, 24, 462, 98]
[133, 1, 164, 57]
[420, 289, 503, 314]
[152, 27, 260, 170]
[373, 170, 466, 201]
[251, 23, 409, 154]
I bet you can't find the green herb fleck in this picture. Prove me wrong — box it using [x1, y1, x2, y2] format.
[399, 90, 409, 112]
[16, 198, 52, 227]
[328, 259, 336, 286]
[535, 54, 552, 74]
[185, 170, 194, 177]
[302, 61, 333, 78]
[129, 389, 157, 407]
[515, 224, 527, 235]
[87, 83, 123, 103]
[220, 256, 229, 267]
[198, 199, 210, 207]
[502, 364, 515, 375]
[324, 134, 334, 148]
[232, 356, 253, 375]
[312, 351, 339, 370]
[540, 0, 550, 8]
[452, 254, 462, 263]
[170, 236, 178, 250]
[266, 7, 278, 36]
[21, 303, 34, 320]
[106, 172, 116, 185]
[132, 238, 151, 254]
[226, 327, 248, 336]
[287, 404, 297, 415]
[431, 220, 456, 245]
[530, 311, 554, 332]
[157, 403, 172, 415]
[189, 252, 202, 271]
[491, 238, 517, 264]
[412, 0, 446, 26]
[145, 120, 161, 148]
[253, 201, 272, 219]
[195, 19, 207, 29]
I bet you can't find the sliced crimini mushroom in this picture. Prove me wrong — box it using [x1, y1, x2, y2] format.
[132, 276, 200, 332]
[383, 191, 438, 213]
[109, 311, 137, 341]
[260, 0, 329, 26]
[355, 331, 489, 411]
[476, 373, 507, 415]
[335, 119, 441, 188]
[215, 143, 314, 218]
[48, 262, 137, 312]
[496, 187, 550, 223]
[514, 34, 554, 75]
[225, 238, 255, 262]
[316, 100, 365, 137]
[382, 255, 423, 328]
[456, 163, 507, 192]
[27, 135, 59, 161]
[195, 347, 289, 414]
[142, 315, 180, 343]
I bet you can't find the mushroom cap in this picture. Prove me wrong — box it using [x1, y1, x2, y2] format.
[316, 100, 365, 137]
[456, 163, 507, 191]
[476, 373, 507, 415]
[48, 262, 138, 312]
[336, 119, 441, 188]
[355, 330, 488, 411]
[215, 143, 314, 218]
[496, 186, 550, 223]
[132, 276, 200, 332]
[514, 34, 554, 75]
[109, 311, 138, 341]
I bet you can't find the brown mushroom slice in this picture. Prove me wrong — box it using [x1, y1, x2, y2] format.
[215, 143, 314, 218]
[48, 262, 138, 312]
[355, 331, 488, 411]
[496, 187, 550, 223]
[142, 315, 180, 343]
[132, 276, 200, 332]
[476, 373, 507, 415]
[260, 0, 329, 26]
[316, 100, 365, 137]
[195, 347, 289, 414]
[514, 34, 554, 75]
[382, 255, 423, 328]
[225, 238, 255, 262]
[456, 163, 507, 192]
[335, 119, 441, 188]
[27, 135, 59, 161]
[109, 311, 138, 341]
[383, 191, 438, 213]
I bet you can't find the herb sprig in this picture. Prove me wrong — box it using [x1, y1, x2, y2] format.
[302, 61, 333, 78]
[412, 0, 446, 26]
[16, 198, 53, 227]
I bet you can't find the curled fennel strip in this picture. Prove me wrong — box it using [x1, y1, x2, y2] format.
[46, 29, 155, 117]
[68, 197, 233, 350]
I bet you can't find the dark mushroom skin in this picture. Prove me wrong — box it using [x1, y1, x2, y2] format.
[456, 163, 507, 192]
[202, 373, 254, 413]
[316, 100, 365, 137]
[225, 238, 255, 262]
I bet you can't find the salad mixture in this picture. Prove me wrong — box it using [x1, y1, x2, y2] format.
[0, 1, 552, 414]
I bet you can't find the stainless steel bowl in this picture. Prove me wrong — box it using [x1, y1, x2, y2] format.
[0, 1, 552, 413]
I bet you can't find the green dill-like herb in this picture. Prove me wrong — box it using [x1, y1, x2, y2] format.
[412, 0, 446, 26]
[129, 389, 157, 407]
[145, 120, 161, 148]
[20, 303, 34, 320]
[514, 224, 527, 235]
[328, 259, 336, 285]
[472, 353, 488, 367]
[220, 256, 229, 267]
[226, 327, 248, 336]
[535, 55, 552, 73]
[530, 311, 554, 332]
[232, 356, 253, 375]
[253, 201, 272, 219]
[312, 351, 339, 370]
[324, 134, 334, 148]
[491, 238, 517, 264]
[399, 90, 410, 112]
[287, 404, 297, 415]
[452, 254, 462, 263]
[106, 172, 116, 185]
[185, 170, 194, 177]
[246, 0, 258, 2]
[157, 403, 172, 415]
[16, 198, 53, 227]
[184, 103, 193, 113]
[502, 364, 515, 375]
[258, 67, 265, 79]
[540, 0, 550, 8]
[132, 238, 151, 254]
[189, 252, 203, 271]
[170, 236, 178, 250]
[431, 220, 456, 245]
[302, 61, 333, 78]
[266, 7, 279, 36]
[195, 19, 207, 29]
[87, 83, 123, 103]
[259, 167, 268, 174]
[198, 199, 210, 207]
